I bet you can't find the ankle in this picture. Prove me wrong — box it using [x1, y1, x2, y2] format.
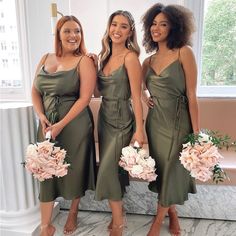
[40, 224, 55, 236]
[110, 223, 124, 236]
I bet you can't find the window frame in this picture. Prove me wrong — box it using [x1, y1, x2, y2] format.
[0, 0, 32, 102]
[183, 0, 236, 97]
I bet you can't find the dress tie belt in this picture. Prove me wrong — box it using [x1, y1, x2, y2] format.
[151, 95, 188, 160]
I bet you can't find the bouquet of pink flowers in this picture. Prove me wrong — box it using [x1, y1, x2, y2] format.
[24, 132, 70, 181]
[119, 141, 157, 182]
[179, 130, 230, 183]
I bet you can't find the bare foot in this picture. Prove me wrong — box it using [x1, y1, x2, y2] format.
[107, 218, 113, 231]
[40, 224, 55, 236]
[63, 211, 78, 235]
[109, 223, 124, 236]
[147, 217, 163, 236]
[168, 210, 181, 236]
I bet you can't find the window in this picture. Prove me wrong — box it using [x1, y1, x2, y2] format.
[199, 0, 236, 96]
[0, 0, 31, 101]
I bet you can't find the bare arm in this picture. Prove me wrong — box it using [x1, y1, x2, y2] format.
[32, 54, 51, 135]
[48, 56, 97, 139]
[180, 46, 200, 133]
[87, 53, 101, 97]
[125, 52, 144, 145]
[141, 57, 154, 108]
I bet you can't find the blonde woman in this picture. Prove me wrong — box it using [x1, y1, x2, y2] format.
[32, 16, 96, 236]
[94, 10, 144, 236]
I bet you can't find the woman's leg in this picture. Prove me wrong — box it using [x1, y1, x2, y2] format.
[109, 200, 124, 236]
[147, 203, 169, 236]
[168, 205, 181, 235]
[40, 201, 55, 236]
[63, 197, 80, 235]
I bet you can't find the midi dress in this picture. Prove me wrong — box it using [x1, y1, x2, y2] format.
[34, 56, 96, 202]
[95, 61, 134, 201]
[145, 55, 196, 207]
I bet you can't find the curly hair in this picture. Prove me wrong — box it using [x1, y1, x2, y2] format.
[55, 15, 87, 57]
[141, 3, 195, 53]
[99, 10, 140, 69]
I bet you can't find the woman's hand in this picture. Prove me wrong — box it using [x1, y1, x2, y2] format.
[86, 53, 98, 69]
[144, 97, 154, 108]
[39, 114, 51, 135]
[45, 122, 64, 140]
[142, 89, 154, 108]
[132, 130, 145, 147]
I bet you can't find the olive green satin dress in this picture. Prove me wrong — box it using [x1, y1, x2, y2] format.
[145, 58, 196, 207]
[34, 59, 96, 202]
[95, 64, 134, 201]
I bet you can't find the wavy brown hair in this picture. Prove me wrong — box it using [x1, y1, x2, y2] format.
[99, 10, 140, 69]
[142, 3, 195, 53]
[55, 15, 87, 57]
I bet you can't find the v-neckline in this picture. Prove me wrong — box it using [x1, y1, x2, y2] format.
[149, 59, 179, 76]
[101, 64, 124, 77]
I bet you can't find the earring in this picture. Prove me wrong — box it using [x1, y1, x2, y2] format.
[127, 38, 131, 49]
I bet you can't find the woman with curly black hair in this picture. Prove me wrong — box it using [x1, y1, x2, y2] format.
[141, 3, 199, 236]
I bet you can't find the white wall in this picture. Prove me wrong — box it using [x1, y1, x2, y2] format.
[69, 0, 185, 62]
[25, 0, 203, 82]
[25, 0, 70, 83]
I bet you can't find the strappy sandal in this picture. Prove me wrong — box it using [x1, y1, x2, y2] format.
[109, 223, 124, 236]
[107, 209, 127, 231]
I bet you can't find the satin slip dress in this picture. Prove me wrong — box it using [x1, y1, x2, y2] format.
[34, 55, 96, 202]
[95, 53, 135, 201]
[145, 51, 197, 207]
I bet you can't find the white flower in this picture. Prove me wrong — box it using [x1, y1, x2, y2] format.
[26, 144, 38, 158]
[198, 132, 212, 144]
[131, 165, 143, 175]
[146, 156, 156, 168]
[121, 146, 137, 157]
[119, 145, 157, 182]
[138, 149, 148, 159]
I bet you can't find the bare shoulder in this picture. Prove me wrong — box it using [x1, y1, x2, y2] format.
[80, 55, 95, 67]
[180, 45, 194, 58]
[142, 56, 151, 67]
[39, 53, 49, 64]
[125, 51, 139, 63]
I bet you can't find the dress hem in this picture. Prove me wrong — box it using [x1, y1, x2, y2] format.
[39, 188, 95, 203]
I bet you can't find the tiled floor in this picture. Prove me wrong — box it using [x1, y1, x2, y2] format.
[52, 211, 236, 236]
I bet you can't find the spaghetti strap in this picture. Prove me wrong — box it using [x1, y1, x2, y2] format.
[178, 48, 181, 60]
[123, 51, 133, 63]
[42, 53, 49, 65]
[149, 55, 154, 66]
[76, 55, 85, 73]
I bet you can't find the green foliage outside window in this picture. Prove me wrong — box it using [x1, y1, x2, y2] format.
[202, 0, 236, 86]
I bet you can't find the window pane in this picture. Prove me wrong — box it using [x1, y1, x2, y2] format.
[0, 0, 22, 88]
[201, 0, 236, 86]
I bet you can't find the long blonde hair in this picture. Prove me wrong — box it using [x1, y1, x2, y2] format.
[99, 10, 140, 69]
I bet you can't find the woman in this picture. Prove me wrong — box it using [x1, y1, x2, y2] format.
[32, 15, 97, 236]
[94, 10, 144, 236]
[141, 4, 199, 236]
